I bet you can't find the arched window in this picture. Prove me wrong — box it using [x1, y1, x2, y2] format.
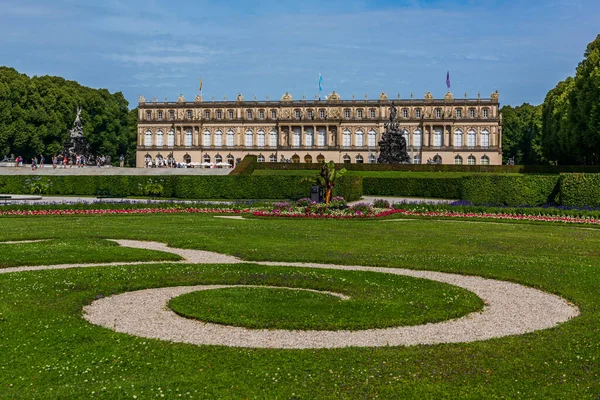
[355, 130, 364, 147]
[145, 130, 153, 147]
[168, 129, 175, 147]
[343, 129, 351, 148]
[433, 128, 443, 147]
[368, 130, 377, 147]
[291, 154, 300, 163]
[155, 130, 164, 147]
[203, 130, 211, 147]
[368, 154, 377, 164]
[215, 154, 223, 164]
[269, 130, 278, 148]
[481, 129, 490, 148]
[343, 154, 351, 163]
[304, 154, 312, 163]
[433, 155, 442, 164]
[317, 154, 325, 163]
[468, 155, 476, 165]
[227, 154, 235, 165]
[227, 130, 235, 147]
[269, 154, 277, 162]
[292, 127, 301, 147]
[245, 129, 253, 147]
[185, 130, 193, 147]
[356, 155, 364, 164]
[305, 128, 314, 147]
[214, 130, 223, 147]
[413, 154, 421, 164]
[468, 129, 477, 147]
[257, 155, 265, 163]
[183, 153, 191, 164]
[317, 128, 326, 147]
[454, 129, 463, 148]
[481, 155, 490, 165]
[203, 154, 211, 163]
[454, 155, 463, 165]
[257, 130, 265, 147]
[413, 129, 422, 147]
[402, 129, 409, 146]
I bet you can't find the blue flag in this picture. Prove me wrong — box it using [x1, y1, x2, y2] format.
[446, 71, 451, 89]
[319, 74, 323, 92]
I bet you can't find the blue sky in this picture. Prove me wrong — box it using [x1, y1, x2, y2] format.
[1, 0, 598, 108]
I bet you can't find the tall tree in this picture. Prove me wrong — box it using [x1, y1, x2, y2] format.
[501, 104, 544, 165]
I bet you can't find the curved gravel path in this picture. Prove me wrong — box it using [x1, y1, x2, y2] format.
[1, 239, 579, 349]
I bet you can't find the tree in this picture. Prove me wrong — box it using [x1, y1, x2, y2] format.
[500, 104, 544, 164]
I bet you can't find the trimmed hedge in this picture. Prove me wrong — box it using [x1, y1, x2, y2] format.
[334, 176, 363, 202]
[362, 177, 463, 199]
[230, 155, 257, 176]
[560, 173, 600, 207]
[461, 175, 561, 206]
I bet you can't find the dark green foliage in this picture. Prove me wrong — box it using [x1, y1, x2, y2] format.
[0, 67, 136, 163]
[363, 177, 463, 199]
[230, 155, 257, 176]
[501, 103, 544, 164]
[461, 175, 561, 206]
[559, 173, 600, 207]
[333, 176, 362, 202]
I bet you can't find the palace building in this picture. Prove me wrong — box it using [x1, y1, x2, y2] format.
[136, 90, 502, 167]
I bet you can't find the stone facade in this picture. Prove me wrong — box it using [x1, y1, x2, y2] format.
[136, 91, 502, 167]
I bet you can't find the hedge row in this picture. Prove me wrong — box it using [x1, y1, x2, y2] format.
[460, 175, 561, 206]
[362, 177, 464, 199]
[559, 174, 600, 207]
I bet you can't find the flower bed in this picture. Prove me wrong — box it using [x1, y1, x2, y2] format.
[0, 207, 248, 217]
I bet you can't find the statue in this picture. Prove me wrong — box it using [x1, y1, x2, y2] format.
[377, 104, 410, 164]
[63, 106, 91, 163]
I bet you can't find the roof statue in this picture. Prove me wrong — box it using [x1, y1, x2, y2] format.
[177, 94, 185, 103]
[326, 91, 340, 102]
[194, 94, 203, 102]
[138, 95, 146, 103]
[379, 92, 388, 101]
[491, 90, 499, 100]
[424, 91, 434, 101]
[236, 93, 244, 102]
[281, 92, 293, 102]
[444, 91, 454, 101]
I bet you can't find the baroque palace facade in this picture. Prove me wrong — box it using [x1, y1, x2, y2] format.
[136, 90, 502, 167]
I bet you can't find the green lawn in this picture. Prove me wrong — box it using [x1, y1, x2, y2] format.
[0, 214, 599, 398]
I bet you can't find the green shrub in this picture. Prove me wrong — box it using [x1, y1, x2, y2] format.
[333, 176, 362, 202]
[461, 175, 560, 206]
[559, 173, 600, 207]
[230, 155, 257, 176]
[362, 177, 463, 199]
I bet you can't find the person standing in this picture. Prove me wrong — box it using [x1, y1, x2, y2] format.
[39, 154, 45, 168]
[52, 155, 57, 169]
[119, 154, 125, 167]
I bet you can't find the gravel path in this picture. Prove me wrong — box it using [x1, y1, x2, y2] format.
[1, 239, 579, 349]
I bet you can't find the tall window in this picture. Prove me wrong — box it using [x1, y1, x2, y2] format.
[317, 128, 326, 147]
[156, 130, 164, 147]
[245, 130, 253, 147]
[343, 129, 351, 147]
[483, 108, 489, 118]
[435, 108, 442, 118]
[415, 109, 421, 118]
[203, 130, 211, 147]
[305, 128, 314, 147]
[269, 130, 278, 147]
[357, 109, 363, 118]
[481, 155, 490, 165]
[454, 155, 463, 165]
[433, 128, 443, 147]
[215, 154, 223, 164]
[343, 155, 351, 163]
[368, 154, 377, 164]
[157, 111, 163, 121]
[259, 110, 265, 119]
[355, 130, 364, 147]
[469, 108, 475, 118]
[144, 130, 152, 146]
[204, 110, 210, 119]
[295, 110, 301, 119]
[468, 155, 476, 165]
[402, 108, 408, 118]
[370, 109, 376, 118]
[356, 155, 364, 163]
[368, 130, 377, 147]
[413, 129, 422, 147]
[293, 127, 301, 147]
[456, 109, 462, 118]
[468, 129, 476, 147]
[320, 109, 326, 119]
[481, 129, 490, 148]
[228, 110, 234, 119]
[168, 129, 175, 147]
[227, 154, 234, 165]
[271, 110, 277, 119]
[344, 109, 351, 118]
[257, 130, 265, 147]
[227, 130, 235, 147]
[216, 110, 223, 120]
[185, 130, 193, 147]
[169, 110, 175, 120]
[214, 130, 223, 147]
[247, 110, 253, 119]
[413, 154, 421, 164]
[269, 154, 277, 162]
[203, 154, 211, 163]
[146, 111, 151, 121]
[402, 129, 409, 146]
[187, 110, 192, 120]
[454, 129, 463, 147]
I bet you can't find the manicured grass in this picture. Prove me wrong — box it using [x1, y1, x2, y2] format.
[0, 213, 599, 398]
[0, 238, 181, 268]
[168, 275, 482, 330]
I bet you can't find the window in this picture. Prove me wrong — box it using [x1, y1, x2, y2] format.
[356, 155, 364, 164]
[415, 109, 421, 118]
[483, 108, 489, 118]
[168, 129, 175, 147]
[481, 129, 490, 148]
[214, 130, 223, 147]
[320, 109, 326, 119]
[368, 154, 377, 164]
[204, 110, 210, 119]
[203, 154, 211, 163]
[454, 155, 463, 165]
[357, 109, 363, 118]
[203, 130, 211, 147]
[307, 110, 313, 119]
[259, 110, 265, 119]
[293, 127, 301, 147]
[456, 108, 462, 118]
[185, 130, 193, 147]
[435, 108, 442, 118]
[413, 129, 422, 147]
[228, 110, 234, 119]
[156, 130, 164, 147]
[215, 154, 223, 164]
[413, 154, 421, 164]
[304, 154, 312, 163]
[343, 130, 351, 147]
[247, 110, 253, 119]
[317, 154, 325, 163]
[343, 155, 351, 163]
[269, 130, 278, 147]
[216, 110, 222, 120]
[370, 109, 376, 118]
[402, 129, 409, 146]
[157, 111, 163, 121]
[271, 110, 277, 119]
[269, 154, 277, 162]
[295, 110, 301, 119]
[169, 110, 175, 120]
[481, 155, 490, 165]
[305, 128, 314, 147]
[257, 155, 265, 163]
[344, 109, 351, 118]
[469, 108, 475, 118]
[454, 129, 463, 147]
[146, 111, 151, 121]
[227, 154, 235, 165]
[317, 127, 326, 147]
[402, 108, 408, 118]
[144, 130, 152, 146]
[433, 128, 443, 147]
[355, 130, 364, 147]
[187, 110, 192, 120]
[468, 155, 476, 165]
[245, 130, 253, 147]
[292, 155, 300, 163]
[368, 130, 377, 147]
[257, 130, 265, 147]
[184, 153, 191, 164]
[227, 130, 235, 147]
[468, 129, 476, 147]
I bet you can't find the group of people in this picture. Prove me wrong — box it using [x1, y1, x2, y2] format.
[14, 154, 126, 169]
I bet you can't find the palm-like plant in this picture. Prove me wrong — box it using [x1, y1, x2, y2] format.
[317, 161, 346, 204]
